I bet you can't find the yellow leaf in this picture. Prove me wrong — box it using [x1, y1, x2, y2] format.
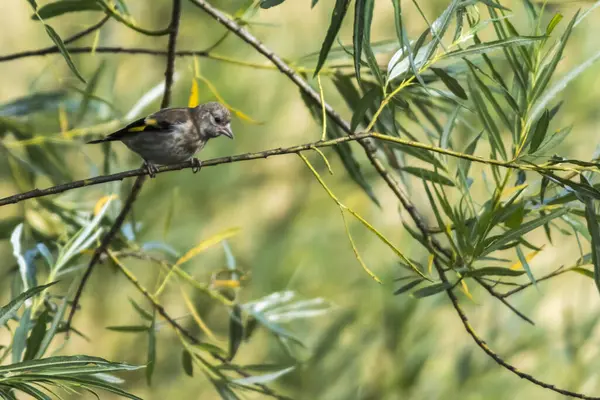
[176, 227, 240, 266]
[180, 288, 218, 341]
[460, 280, 474, 301]
[510, 246, 544, 270]
[91, 30, 100, 56]
[58, 105, 68, 135]
[197, 74, 261, 124]
[94, 194, 118, 216]
[501, 183, 528, 199]
[188, 78, 199, 108]
[427, 254, 434, 275]
[211, 279, 241, 289]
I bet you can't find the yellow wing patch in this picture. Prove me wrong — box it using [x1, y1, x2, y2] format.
[126, 118, 159, 132]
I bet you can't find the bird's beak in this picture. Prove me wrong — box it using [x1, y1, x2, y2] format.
[220, 123, 234, 139]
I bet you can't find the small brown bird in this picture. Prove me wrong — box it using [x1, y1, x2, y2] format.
[88, 102, 233, 177]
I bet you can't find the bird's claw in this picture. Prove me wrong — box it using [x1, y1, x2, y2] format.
[144, 162, 158, 178]
[191, 158, 202, 174]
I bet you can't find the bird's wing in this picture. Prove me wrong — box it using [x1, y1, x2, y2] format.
[106, 108, 190, 140]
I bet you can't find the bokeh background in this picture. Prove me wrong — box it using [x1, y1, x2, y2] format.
[1, 0, 600, 399]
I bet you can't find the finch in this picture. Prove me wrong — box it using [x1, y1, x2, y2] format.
[87, 102, 233, 177]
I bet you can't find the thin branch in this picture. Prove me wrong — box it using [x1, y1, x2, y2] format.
[500, 266, 570, 298]
[435, 261, 599, 400]
[109, 250, 290, 399]
[473, 276, 535, 325]
[1, 132, 546, 208]
[65, 0, 183, 334]
[63, 15, 111, 46]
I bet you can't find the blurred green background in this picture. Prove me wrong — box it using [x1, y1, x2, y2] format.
[1, 0, 600, 399]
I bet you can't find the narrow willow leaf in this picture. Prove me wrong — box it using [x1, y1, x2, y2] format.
[456, 131, 482, 178]
[314, 0, 351, 76]
[105, 325, 148, 332]
[389, 143, 445, 170]
[146, 313, 156, 385]
[444, 36, 543, 59]
[529, 109, 550, 153]
[394, 278, 424, 295]
[232, 366, 295, 386]
[353, 0, 368, 82]
[481, 208, 568, 256]
[32, 0, 103, 19]
[467, 77, 507, 160]
[228, 305, 244, 361]
[351, 86, 380, 132]
[260, 0, 286, 8]
[431, 68, 467, 99]
[531, 11, 579, 103]
[583, 191, 600, 296]
[572, 267, 594, 279]
[401, 167, 455, 186]
[13, 308, 31, 363]
[466, 60, 512, 132]
[516, 246, 537, 288]
[477, 0, 510, 11]
[412, 281, 452, 298]
[182, 350, 194, 377]
[530, 48, 600, 123]
[0, 282, 56, 327]
[43, 24, 86, 83]
[361, 0, 383, 86]
[465, 267, 525, 277]
[23, 309, 50, 361]
[129, 299, 153, 321]
[546, 13, 564, 35]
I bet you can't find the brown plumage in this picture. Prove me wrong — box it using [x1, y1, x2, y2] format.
[88, 102, 233, 177]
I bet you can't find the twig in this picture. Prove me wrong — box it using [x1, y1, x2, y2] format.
[473, 276, 535, 325]
[434, 260, 599, 400]
[109, 251, 291, 400]
[65, 0, 183, 334]
[500, 266, 569, 298]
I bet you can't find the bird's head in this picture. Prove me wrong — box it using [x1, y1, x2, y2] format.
[195, 102, 233, 139]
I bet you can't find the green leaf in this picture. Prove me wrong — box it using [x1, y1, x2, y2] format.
[23, 309, 50, 361]
[546, 13, 563, 35]
[146, 313, 156, 386]
[572, 267, 594, 279]
[42, 24, 86, 83]
[0, 282, 56, 327]
[105, 325, 148, 333]
[456, 131, 482, 179]
[516, 246, 537, 288]
[481, 208, 568, 256]
[531, 11, 579, 103]
[0, 91, 67, 117]
[528, 109, 550, 153]
[401, 167, 455, 186]
[350, 86, 380, 132]
[32, 0, 103, 19]
[412, 282, 452, 298]
[128, 299, 153, 321]
[360, 0, 383, 86]
[182, 349, 193, 377]
[389, 143, 445, 170]
[313, 0, 351, 76]
[353, 0, 368, 82]
[259, 0, 286, 8]
[444, 36, 544, 59]
[583, 190, 600, 296]
[467, 76, 507, 160]
[232, 366, 295, 386]
[394, 278, 424, 295]
[228, 305, 244, 361]
[465, 267, 525, 277]
[431, 68, 467, 100]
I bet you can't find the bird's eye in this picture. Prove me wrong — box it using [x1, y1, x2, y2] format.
[214, 116, 223, 124]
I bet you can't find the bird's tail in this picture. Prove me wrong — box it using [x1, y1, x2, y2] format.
[87, 137, 117, 144]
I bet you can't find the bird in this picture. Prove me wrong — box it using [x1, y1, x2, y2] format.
[87, 102, 233, 177]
